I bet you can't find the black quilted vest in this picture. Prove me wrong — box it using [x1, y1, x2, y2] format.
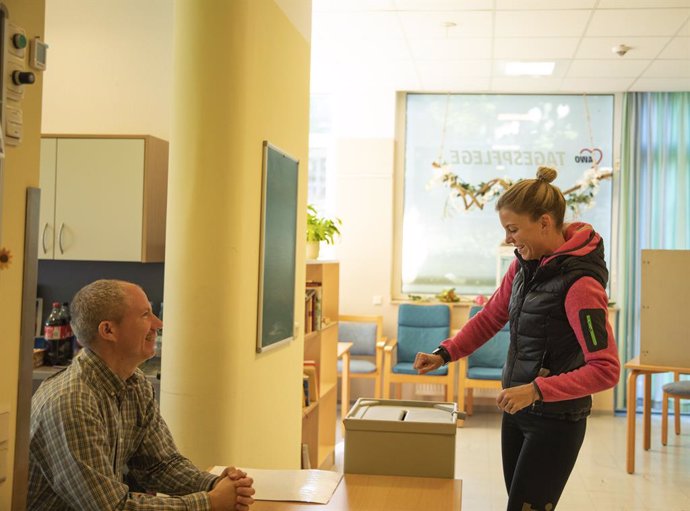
[502, 231, 608, 421]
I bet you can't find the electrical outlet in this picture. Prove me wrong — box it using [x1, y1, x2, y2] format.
[372, 295, 382, 305]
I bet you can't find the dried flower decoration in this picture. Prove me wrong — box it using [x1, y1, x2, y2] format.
[0, 247, 12, 270]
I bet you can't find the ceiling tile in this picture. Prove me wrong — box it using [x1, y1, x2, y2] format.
[567, 59, 650, 77]
[420, 76, 491, 92]
[559, 77, 636, 91]
[494, 60, 569, 79]
[495, 10, 591, 37]
[643, 59, 690, 77]
[658, 37, 690, 58]
[598, 0, 690, 7]
[490, 77, 565, 92]
[679, 19, 690, 36]
[416, 60, 493, 80]
[397, 11, 493, 38]
[575, 37, 670, 59]
[630, 77, 690, 90]
[497, 0, 596, 9]
[313, 0, 396, 12]
[311, 11, 404, 40]
[408, 38, 492, 60]
[494, 37, 579, 59]
[394, 0, 494, 10]
[586, 9, 690, 37]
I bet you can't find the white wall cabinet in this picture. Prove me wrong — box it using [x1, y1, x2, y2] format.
[39, 135, 168, 262]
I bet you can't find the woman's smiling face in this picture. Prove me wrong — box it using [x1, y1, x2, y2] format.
[499, 208, 553, 261]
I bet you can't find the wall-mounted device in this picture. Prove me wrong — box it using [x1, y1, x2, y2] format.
[2, 20, 40, 147]
[30, 37, 47, 70]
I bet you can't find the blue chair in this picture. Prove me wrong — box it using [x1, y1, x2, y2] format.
[338, 315, 386, 400]
[382, 304, 454, 402]
[457, 305, 510, 415]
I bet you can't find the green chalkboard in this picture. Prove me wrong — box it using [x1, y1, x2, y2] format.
[257, 141, 299, 352]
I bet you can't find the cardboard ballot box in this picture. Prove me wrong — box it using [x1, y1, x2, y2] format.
[343, 398, 459, 479]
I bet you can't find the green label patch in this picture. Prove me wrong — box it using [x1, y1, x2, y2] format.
[579, 309, 608, 352]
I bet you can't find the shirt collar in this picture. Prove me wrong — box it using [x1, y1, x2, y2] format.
[76, 347, 136, 397]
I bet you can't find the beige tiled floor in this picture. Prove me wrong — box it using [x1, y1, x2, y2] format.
[336, 408, 690, 511]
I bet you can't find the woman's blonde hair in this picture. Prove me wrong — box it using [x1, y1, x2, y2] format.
[496, 166, 566, 227]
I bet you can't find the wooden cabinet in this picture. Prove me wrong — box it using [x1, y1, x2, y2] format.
[302, 261, 339, 469]
[39, 135, 168, 262]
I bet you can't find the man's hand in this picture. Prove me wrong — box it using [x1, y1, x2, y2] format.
[496, 383, 538, 414]
[210, 467, 255, 511]
[413, 353, 444, 374]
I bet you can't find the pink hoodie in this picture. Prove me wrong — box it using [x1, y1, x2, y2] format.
[441, 222, 620, 402]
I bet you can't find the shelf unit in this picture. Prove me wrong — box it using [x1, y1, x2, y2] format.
[302, 261, 339, 469]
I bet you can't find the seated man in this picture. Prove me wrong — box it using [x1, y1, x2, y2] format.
[29, 279, 255, 510]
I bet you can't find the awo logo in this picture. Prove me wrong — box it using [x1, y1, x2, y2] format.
[574, 148, 603, 165]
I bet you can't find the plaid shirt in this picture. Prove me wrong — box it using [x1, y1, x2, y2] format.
[29, 348, 218, 510]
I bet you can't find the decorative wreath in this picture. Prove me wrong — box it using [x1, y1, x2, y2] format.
[428, 163, 613, 216]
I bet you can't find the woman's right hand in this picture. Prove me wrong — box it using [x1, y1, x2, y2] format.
[413, 353, 444, 374]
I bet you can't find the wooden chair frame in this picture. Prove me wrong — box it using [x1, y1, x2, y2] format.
[457, 357, 503, 415]
[661, 371, 688, 446]
[382, 338, 456, 402]
[338, 315, 387, 399]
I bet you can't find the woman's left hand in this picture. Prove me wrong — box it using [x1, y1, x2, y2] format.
[496, 383, 538, 414]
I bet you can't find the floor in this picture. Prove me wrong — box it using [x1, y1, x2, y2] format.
[335, 407, 690, 511]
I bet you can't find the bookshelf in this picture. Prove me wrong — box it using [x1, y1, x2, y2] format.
[302, 261, 339, 469]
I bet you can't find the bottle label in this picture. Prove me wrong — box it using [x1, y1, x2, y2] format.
[45, 325, 71, 340]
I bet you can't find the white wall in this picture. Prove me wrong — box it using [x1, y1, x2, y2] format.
[41, 0, 173, 140]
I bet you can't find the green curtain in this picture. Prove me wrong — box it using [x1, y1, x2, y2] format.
[617, 92, 690, 412]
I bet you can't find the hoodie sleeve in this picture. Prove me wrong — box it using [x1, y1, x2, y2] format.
[533, 276, 620, 402]
[440, 259, 515, 361]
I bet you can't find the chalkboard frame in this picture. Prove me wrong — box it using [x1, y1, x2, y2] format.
[256, 141, 299, 353]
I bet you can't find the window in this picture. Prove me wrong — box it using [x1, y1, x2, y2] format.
[399, 93, 614, 296]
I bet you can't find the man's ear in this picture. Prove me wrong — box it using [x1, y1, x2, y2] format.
[98, 321, 117, 343]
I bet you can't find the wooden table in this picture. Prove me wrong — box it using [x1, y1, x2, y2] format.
[624, 356, 690, 474]
[338, 342, 353, 424]
[251, 473, 462, 511]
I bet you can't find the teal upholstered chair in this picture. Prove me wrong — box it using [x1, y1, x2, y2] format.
[382, 304, 454, 402]
[338, 315, 386, 400]
[458, 305, 510, 415]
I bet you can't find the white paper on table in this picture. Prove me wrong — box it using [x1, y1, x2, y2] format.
[209, 466, 343, 504]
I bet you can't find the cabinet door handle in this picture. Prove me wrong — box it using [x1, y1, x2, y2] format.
[41, 223, 49, 254]
[58, 222, 65, 254]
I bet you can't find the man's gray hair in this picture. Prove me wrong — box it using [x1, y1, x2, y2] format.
[70, 279, 129, 348]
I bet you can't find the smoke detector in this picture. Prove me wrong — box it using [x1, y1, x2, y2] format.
[612, 44, 632, 57]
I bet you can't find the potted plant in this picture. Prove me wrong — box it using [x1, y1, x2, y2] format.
[306, 204, 341, 260]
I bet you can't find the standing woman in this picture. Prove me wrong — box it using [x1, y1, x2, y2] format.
[414, 166, 620, 511]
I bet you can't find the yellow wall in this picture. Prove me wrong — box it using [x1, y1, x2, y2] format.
[0, 0, 46, 507]
[160, 0, 310, 470]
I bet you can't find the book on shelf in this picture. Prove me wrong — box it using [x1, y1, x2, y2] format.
[306, 281, 322, 331]
[301, 443, 311, 469]
[303, 360, 319, 401]
[302, 374, 310, 407]
[304, 288, 316, 334]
